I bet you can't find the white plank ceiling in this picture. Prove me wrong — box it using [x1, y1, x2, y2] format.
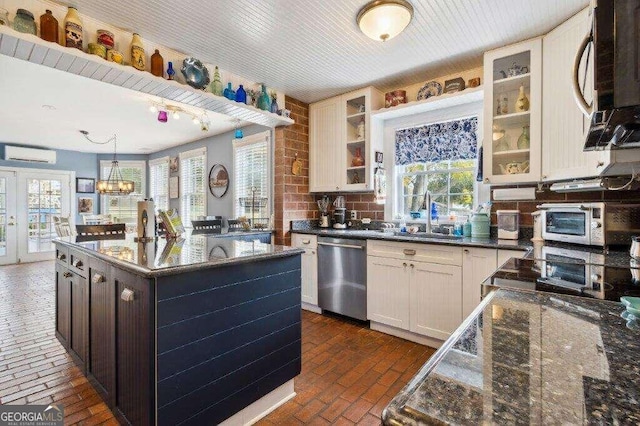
[58, 0, 588, 103]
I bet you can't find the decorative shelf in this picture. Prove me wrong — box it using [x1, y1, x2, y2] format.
[346, 166, 366, 171]
[347, 112, 365, 120]
[493, 73, 530, 92]
[371, 86, 484, 120]
[493, 111, 530, 127]
[492, 148, 530, 157]
[347, 139, 365, 145]
[0, 26, 294, 128]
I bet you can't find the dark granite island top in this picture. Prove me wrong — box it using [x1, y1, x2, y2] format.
[383, 289, 640, 425]
[55, 232, 301, 277]
[53, 233, 302, 425]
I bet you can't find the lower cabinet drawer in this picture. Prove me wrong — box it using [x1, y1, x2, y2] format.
[68, 248, 88, 278]
[368, 240, 462, 266]
[55, 245, 69, 265]
[292, 233, 318, 249]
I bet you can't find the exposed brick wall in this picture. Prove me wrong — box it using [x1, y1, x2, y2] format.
[312, 193, 385, 221]
[273, 96, 313, 245]
[491, 185, 640, 227]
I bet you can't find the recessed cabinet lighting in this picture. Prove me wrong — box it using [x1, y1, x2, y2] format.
[357, 0, 414, 42]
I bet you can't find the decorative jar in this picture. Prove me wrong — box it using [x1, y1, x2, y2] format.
[235, 85, 246, 103]
[13, 9, 36, 35]
[107, 50, 124, 64]
[64, 7, 83, 50]
[130, 33, 146, 71]
[515, 85, 530, 112]
[39, 10, 59, 43]
[96, 29, 114, 49]
[88, 43, 106, 59]
[351, 148, 365, 167]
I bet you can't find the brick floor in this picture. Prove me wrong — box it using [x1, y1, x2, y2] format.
[0, 261, 435, 425]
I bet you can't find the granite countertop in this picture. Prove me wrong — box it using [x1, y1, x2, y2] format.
[55, 232, 301, 278]
[291, 228, 533, 251]
[382, 289, 640, 425]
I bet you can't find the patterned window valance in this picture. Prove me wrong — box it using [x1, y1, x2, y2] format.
[395, 117, 478, 166]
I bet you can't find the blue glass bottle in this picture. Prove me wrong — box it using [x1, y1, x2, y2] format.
[223, 83, 235, 100]
[235, 85, 246, 103]
[166, 62, 175, 80]
[257, 84, 271, 111]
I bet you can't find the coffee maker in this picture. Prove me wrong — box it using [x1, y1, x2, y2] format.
[333, 196, 347, 229]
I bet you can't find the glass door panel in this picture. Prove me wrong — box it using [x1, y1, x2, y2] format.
[0, 171, 17, 265]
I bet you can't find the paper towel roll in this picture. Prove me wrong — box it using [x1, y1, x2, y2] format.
[137, 200, 155, 239]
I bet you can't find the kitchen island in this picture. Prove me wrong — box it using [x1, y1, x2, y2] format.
[54, 233, 303, 426]
[382, 289, 640, 424]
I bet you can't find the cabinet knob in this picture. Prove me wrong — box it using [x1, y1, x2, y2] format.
[92, 273, 105, 284]
[403, 262, 407, 267]
[311, 250, 315, 255]
[336, 186, 339, 190]
[403, 249, 416, 256]
[596, 161, 604, 168]
[121, 288, 135, 302]
[484, 178, 490, 183]
[464, 249, 470, 254]
[57, 253, 66, 260]
[542, 175, 548, 179]
[302, 240, 310, 245]
[72, 259, 83, 269]
[63, 272, 72, 278]
[410, 263, 414, 268]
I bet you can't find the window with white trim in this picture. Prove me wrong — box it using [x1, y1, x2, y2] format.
[100, 160, 146, 223]
[395, 117, 478, 219]
[149, 157, 169, 213]
[233, 132, 271, 223]
[180, 148, 207, 227]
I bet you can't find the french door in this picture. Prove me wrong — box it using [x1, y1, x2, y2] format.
[17, 171, 71, 263]
[0, 171, 17, 265]
[0, 168, 72, 264]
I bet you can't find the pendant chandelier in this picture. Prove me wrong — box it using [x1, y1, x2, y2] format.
[80, 131, 135, 195]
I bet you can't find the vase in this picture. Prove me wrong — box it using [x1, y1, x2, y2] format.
[13, 9, 36, 35]
[356, 118, 365, 140]
[130, 33, 146, 71]
[517, 126, 530, 149]
[39, 10, 59, 43]
[257, 84, 271, 111]
[235, 85, 246, 103]
[210, 66, 223, 96]
[270, 96, 279, 114]
[223, 83, 235, 100]
[150, 49, 164, 77]
[498, 93, 508, 115]
[351, 147, 365, 167]
[64, 7, 83, 50]
[515, 85, 530, 112]
[166, 62, 175, 80]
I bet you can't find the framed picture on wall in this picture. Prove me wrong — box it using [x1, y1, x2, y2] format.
[170, 156, 179, 173]
[76, 178, 95, 193]
[169, 176, 179, 199]
[78, 197, 94, 214]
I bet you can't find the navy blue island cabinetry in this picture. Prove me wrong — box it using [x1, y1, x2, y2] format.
[54, 233, 302, 426]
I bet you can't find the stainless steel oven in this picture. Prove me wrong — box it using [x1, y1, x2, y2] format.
[539, 202, 640, 247]
[539, 246, 605, 298]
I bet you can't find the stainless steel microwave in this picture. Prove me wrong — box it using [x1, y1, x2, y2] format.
[538, 202, 640, 246]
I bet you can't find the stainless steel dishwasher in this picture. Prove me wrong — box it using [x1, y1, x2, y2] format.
[317, 236, 367, 321]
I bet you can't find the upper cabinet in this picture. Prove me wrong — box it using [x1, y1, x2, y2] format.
[309, 87, 383, 193]
[542, 8, 611, 181]
[483, 38, 542, 185]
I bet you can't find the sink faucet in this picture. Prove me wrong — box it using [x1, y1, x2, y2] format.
[422, 190, 432, 234]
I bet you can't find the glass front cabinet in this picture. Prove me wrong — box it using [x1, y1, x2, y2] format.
[482, 38, 542, 184]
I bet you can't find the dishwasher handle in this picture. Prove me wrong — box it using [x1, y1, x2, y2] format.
[317, 241, 365, 250]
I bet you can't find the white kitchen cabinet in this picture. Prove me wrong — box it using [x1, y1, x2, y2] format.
[409, 261, 463, 340]
[309, 97, 342, 192]
[366, 256, 410, 329]
[309, 87, 383, 192]
[291, 234, 320, 311]
[483, 38, 542, 184]
[542, 8, 610, 181]
[462, 248, 498, 318]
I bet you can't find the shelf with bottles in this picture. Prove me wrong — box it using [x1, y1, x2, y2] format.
[347, 139, 365, 146]
[492, 148, 530, 157]
[493, 73, 530, 93]
[493, 111, 530, 127]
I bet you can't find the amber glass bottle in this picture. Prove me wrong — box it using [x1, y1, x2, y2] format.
[150, 49, 164, 77]
[40, 10, 59, 43]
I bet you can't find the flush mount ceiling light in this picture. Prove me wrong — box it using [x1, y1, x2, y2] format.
[357, 0, 413, 42]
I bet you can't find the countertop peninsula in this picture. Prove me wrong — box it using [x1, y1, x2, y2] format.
[382, 289, 640, 425]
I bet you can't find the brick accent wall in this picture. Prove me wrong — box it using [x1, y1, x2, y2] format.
[273, 96, 313, 245]
[313, 193, 385, 221]
[491, 185, 640, 227]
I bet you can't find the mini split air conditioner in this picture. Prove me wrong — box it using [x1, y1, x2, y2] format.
[4, 146, 57, 164]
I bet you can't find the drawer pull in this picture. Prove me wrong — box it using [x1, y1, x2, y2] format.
[72, 259, 83, 269]
[92, 273, 105, 284]
[403, 262, 407, 267]
[121, 288, 135, 302]
[63, 272, 72, 278]
[302, 239, 311, 245]
[410, 263, 415, 268]
[57, 253, 66, 261]
[464, 249, 470, 254]
[403, 249, 416, 256]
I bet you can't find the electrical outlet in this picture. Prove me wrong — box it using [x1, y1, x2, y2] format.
[350, 210, 357, 220]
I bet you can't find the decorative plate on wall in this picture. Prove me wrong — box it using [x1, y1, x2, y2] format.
[208, 164, 229, 198]
[416, 81, 443, 100]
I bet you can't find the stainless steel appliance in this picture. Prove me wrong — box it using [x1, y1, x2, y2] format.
[317, 237, 367, 320]
[574, 0, 640, 150]
[538, 202, 640, 247]
[333, 208, 347, 229]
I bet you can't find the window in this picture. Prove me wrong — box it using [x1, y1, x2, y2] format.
[149, 157, 169, 213]
[180, 148, 207, 227]
[395, 117, 478, 219]
[233, 132, 271, 223]
[100, 160, 146, 223]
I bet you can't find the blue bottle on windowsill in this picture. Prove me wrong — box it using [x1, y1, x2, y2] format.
[430, 202, 438, 223]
